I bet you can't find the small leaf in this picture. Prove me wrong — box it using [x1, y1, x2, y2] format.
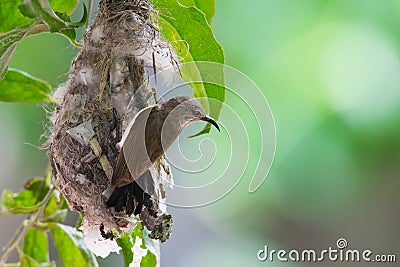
[20, 253, 41, 267]
[49, 223, 99, 267]
[0, 1, 34, 32]
[140, 251, 157, 267]
[43, 194, 58, 218]
[55, 11, 72, 22]
[1, 189, 41, 214]
[43, 192, 67, 222]
[44, 191, 67, 219]
[0, 21, 48, 79]
[75, 212, 84, 230]
[68, 3, 87, 27]
[117, 232, 135, 266]
[142, 228, 160, 265]
[0, 69, 53, 102]
[18, 0, 86, 45]
[187, 123, 211, 138]
[44, 168, 52, 186]
[18, 0, 65, 31]
[0, 1, 82, 75]
[17, 0, 73, 44]
[55, 1, 87, 27]
[48, 0, 78, 15]
[117, 224, 157, 267]
[43, 209, 67, 223]
[19, 252, 55, 267]
[1, 178, 49, 214]
[23, 228, 49, 263]
[0, 23, 29, 79]
[25, 177, 51, 203]
[58, 27, 76, 41]
[178, 0, 215, 24]
[152, 0, 225, 136]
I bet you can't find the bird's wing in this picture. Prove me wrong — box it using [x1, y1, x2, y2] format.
[111, 147, 134, 187]
[111, 106, 155, 187]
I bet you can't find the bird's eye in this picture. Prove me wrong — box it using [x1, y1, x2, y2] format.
[193, 111, 202, 117]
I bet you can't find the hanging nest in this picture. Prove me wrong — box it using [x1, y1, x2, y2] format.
[48, 0, 175, 252]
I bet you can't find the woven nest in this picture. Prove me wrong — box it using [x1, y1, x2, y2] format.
[49, 0, 174, 244]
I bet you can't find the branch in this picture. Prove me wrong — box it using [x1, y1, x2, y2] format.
[0, 187, 55, 265]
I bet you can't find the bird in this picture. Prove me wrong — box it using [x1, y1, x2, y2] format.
[106, 96, 220, 215]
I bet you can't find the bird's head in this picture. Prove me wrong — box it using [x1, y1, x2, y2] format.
[160, 96, 220, 131]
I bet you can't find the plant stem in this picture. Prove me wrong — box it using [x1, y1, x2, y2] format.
[0, 187, 55, 265]
[85, 0, 93, 30]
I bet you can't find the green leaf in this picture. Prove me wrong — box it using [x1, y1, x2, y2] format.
[68, 3, 87, 27]
[53, 2, 88, 42]
[44, 168, 52, 186]
[186, 123, 211, 138]
[178, 0, 215, 24]
[43, 190, 67, 220]
[152, 0, 225, 136]
[17, 0, 86, 45]
[0, 21, 48, 79]
[1, 178, 49, 214]
[116, 232, 135, 266]
[49, 223, 99, 267]
[75, 212, 84, 230]
[20, 253, 41, 267]
[43, 194, 58, 218]
[140, 251, 157, 267]
[0, 69, 53, 102]
[117, 224, 156, 267]
[19, 0, 66, 30]
[1, 188, 41, 214]
[19, 252, 55, 267]
[23, 229, 49, 263]
[43, 209, 67, 223]
[0, 23, 29, 79]
[0, 0, 34, 32]
[48, 0, 78, 15]
[0, 1, 82, 78]
[43, 192, 67, 222]
[55, 11, 72, 22]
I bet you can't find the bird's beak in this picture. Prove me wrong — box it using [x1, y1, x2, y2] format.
[201, 116, 220, 132]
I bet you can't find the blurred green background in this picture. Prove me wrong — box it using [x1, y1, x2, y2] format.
[1, 0, 400, 266]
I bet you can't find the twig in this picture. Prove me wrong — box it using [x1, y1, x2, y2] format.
[0, 187, 55, 266]
[85, 0, 93, 31]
